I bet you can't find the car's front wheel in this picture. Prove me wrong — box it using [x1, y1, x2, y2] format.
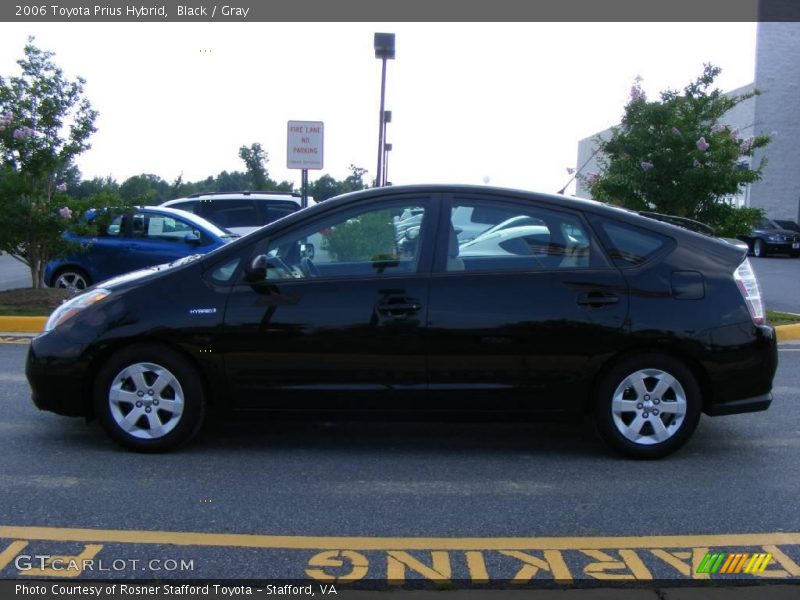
[94, 344, 206, 452]
[753, 239, 766, 258]
[52, 267, 91, 291]
[593, 353, 701, 459]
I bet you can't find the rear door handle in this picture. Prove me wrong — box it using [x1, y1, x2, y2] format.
[577, 292, 619, 307]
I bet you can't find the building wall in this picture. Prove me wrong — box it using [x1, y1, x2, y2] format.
[575, 22, 800, 221]
[749, 22, 800, 221]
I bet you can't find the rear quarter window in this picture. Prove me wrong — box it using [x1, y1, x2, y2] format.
[596, 219, 669, 267]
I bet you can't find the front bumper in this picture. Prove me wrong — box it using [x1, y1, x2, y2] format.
[26, 330, 90, 418]
[765, 241, 800, 254]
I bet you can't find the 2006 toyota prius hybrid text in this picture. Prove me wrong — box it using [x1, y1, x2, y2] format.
[26, 185, 778, 459]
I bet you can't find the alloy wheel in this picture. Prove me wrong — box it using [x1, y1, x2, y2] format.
[610, 368, 688, 446]
[107, 362, 185, 440]
[54, 271, 88, 291]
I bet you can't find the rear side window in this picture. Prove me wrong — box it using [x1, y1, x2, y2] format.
[202, 200, 259, 229]
[264, 204, 298, 225]
[596, 219, 669, 267]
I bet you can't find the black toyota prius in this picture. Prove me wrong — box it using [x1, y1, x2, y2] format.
[26, 185, 778, 458]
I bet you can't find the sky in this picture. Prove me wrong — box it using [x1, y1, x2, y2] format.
[0, 22, 758, 196]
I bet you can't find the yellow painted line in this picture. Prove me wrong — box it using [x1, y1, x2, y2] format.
[1, 526, 799, 551]
[0, 316, 46, 333]
[0, 336, 31, 345]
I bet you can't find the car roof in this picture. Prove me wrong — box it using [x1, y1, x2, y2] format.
[161, 191, 313, 205]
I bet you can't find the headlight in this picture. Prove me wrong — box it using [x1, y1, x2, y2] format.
[44, 289, 111, 332]
[767, 234, 782, 242]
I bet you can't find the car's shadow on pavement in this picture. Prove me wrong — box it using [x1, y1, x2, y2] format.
[200, 415, 604, 457]
[30, 407, 746, 462]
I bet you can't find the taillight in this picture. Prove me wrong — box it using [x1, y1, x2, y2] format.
[733, 258, 765, 325]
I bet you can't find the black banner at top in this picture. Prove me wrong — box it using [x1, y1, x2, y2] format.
[0, 0, 798, 23]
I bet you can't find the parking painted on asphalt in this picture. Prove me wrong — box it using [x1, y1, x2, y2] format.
[1, 526, 800, 583]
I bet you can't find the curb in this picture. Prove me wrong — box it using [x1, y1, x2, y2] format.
[0, 316, 47, 333]
[776, 323, 800, 342]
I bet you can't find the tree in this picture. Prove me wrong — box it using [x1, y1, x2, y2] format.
[119, 173, 171, 204]
[238, 142, 269, 190]
[308, 164, 371, 201]
[342, 164, 370, 193]
[582, 65, 770, 236]
[0, 38, 101, 287]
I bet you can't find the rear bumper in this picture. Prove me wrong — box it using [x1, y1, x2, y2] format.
[702, 323, 777, 416]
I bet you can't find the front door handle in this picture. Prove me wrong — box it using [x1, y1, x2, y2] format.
[577, 292, 619, 308]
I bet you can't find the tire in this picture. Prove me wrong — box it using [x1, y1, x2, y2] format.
[52, 267, 91, 291]
[753, 239, 766, 258]
[94, 344, 206, 452]
[593, 353, 701, 459]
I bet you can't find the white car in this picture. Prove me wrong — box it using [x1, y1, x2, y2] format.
[162, 191, 315, 236]
[459, 224, 552, 257]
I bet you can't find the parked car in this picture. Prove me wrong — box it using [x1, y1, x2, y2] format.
[45, 206, 236, 291]
[161, 191, 313, 236]
[27, 185, 777, 458]
[737, 218, 800, 257]
[774, 219, 800, 234]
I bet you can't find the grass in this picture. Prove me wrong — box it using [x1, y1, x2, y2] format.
[0, 288, 72, 316]
[767, 310, 800, 326]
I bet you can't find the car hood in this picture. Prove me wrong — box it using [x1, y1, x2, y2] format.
[754, 228, 799, 237]
[94, 254, 205, 291]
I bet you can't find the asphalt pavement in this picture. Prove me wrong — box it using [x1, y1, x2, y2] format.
[0, 253, 31, 291]
[750, 256, 800, 313]
[0, 340, 798, 586]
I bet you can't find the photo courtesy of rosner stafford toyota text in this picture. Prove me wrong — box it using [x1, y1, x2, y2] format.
[0, 0, 799, 598]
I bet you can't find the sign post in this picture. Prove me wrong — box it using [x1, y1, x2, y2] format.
[287, 121, 324, 207]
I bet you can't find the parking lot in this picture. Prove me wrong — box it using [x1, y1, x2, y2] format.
[0, 337, 799, 583]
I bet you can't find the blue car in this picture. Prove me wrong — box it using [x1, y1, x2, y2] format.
[45, 206, 237, 290]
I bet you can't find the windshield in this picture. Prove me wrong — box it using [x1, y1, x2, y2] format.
[759, 218, 781, 230]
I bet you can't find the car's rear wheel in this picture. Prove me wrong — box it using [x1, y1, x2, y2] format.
[94, 344, 206, 452]
[753, 239, 766, 258]
[593, 353, 701, 459]
[52, 267, 91, 291]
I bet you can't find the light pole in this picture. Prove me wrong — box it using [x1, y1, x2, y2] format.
[382, 110, 392, 186]
[383, 143, 393, 186]
[374, 33, 395, 187]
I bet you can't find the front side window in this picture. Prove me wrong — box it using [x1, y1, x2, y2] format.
[132, 213, 202, 243]
[448, 199, 593, 272]
[247, 201, 429, 281]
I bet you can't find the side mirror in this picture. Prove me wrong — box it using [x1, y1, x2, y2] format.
[245, 255, 268, 282]
[184, 232, 201, 244]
